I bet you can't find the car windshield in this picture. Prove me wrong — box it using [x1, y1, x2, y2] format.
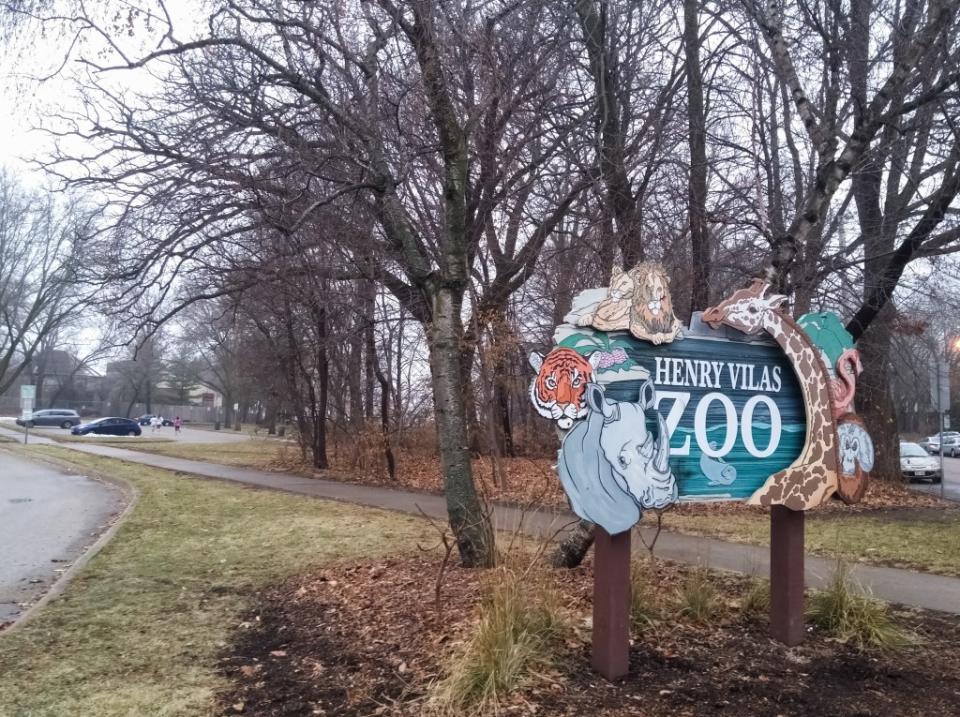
[900, 443, 928, 457]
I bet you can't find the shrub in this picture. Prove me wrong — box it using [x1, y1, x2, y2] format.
[430, 565, 568, 714]
[807, 563, 913, 650]
[741, 576, 770, 618]
[676, 567, 719, 623]
[630, 561, 660, 628]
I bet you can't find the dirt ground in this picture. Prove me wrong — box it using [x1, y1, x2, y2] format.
[217, 555, 960, 717]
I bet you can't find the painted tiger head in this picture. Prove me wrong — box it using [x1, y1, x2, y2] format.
[529, 348, 601, 430]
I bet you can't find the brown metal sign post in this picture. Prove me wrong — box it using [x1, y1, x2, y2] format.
[591, 528, 631, 680]
[770, 506, 805, 645]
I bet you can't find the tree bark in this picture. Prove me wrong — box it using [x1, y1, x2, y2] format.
[314, 305, 329, 469]
[856, 307, 900, 481]
[428, 286, 495, 568]
[684, 0, 710, 312]
[366, 299, 396, 480]
[551, 520, 595, 568]
[574, 0, 644, 265]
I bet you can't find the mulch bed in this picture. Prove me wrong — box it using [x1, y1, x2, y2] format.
[217, 555, 960, 716]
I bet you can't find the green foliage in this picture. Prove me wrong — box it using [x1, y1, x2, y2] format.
[431, 565, 568, 714]
[807, 563, 914, 650]
[676, 567, 720, 623]
[740, 576, 770, 618]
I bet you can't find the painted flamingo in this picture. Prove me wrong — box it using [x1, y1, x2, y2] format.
[829, 348, 862, 419]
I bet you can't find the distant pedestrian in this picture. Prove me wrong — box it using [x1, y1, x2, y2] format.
[151, 415, 161, 432]
[174, 416, 182, 434]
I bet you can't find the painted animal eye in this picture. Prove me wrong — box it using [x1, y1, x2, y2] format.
[748, 305, 759, 314]
[546, 376, 557, 389]
[618, 454, 630, 468]
[571, 376, 582, 387]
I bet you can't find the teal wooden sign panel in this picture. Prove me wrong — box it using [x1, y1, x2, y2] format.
[556, 328, 806, 502]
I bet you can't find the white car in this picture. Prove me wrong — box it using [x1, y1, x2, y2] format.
[900, 442, 942, 483]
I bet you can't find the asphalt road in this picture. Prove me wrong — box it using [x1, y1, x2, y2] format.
[0, 450, 124, 623]
[909, 453, 960, 501]
[0, 419, 253, 445]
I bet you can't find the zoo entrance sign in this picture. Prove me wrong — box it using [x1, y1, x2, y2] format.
[529, 263, 873, 679]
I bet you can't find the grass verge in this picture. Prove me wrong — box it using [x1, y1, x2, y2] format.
[48, 434, 176, 445]
[126, 439, 307, 472]
[0, 445, 431, 717]
[663, 510, 960, 577]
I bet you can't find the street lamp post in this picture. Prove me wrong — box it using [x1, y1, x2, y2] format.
[932, 336, 960, 500]
[937, 357, 945, 499]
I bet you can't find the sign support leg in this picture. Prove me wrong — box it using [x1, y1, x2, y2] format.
[592, 527, 631, 680]
[770, 505, 805, 645]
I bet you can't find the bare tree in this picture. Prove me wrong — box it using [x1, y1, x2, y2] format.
[0, 171, 91, 395]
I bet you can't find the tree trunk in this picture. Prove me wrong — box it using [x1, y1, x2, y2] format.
[348, 320, 364, 428]
[551, 520, 595, 568]
[575, 0, 644, 266]
[459, 325, 483, 455]
[366, 306, 396, 480]
[856, 307, 900, 481]
[314, 306, 330, 469]
[428, 287, 495, 568]
[363, 283, 376, 421]
[684, 0, 710, 313]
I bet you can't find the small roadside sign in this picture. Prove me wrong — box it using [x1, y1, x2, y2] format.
[19, 386, 36, 445]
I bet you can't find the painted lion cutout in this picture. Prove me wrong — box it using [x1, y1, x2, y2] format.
[578, 262, 682, 344]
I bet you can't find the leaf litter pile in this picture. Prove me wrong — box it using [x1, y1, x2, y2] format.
[218, 554, 960, 716]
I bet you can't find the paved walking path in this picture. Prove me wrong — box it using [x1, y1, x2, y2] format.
[4, 425, 959, 614]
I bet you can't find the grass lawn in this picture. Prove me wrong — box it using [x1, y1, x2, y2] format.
[128, 440, 960, 577]
[663, 510, 960, 577]
[130, 439, 306, 472]
[47, 434, 176, 445]
[0, 445, 432, 717]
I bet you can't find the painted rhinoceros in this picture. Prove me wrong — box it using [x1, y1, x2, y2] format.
[557, 382, 677, 534]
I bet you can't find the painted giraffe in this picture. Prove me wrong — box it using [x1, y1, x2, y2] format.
[702, 279, 839, 510]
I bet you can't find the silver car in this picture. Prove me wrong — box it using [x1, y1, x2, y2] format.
[900, 442, 942, 483]
[927, 433, 960, 456]
[15, 409, 82, 429]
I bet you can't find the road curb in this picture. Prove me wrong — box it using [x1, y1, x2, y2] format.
[0, 448, 140, 635]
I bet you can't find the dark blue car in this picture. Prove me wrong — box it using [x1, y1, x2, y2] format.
[71, 417, 142, 437]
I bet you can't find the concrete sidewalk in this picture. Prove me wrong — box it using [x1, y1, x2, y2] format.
[4, 425, 959, 615]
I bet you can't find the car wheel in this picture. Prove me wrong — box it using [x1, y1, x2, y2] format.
[127, 431, 137, 437]
[61, 421, 73, 429]
[25, 421, 34, 429]
[933, 476, 943, 484]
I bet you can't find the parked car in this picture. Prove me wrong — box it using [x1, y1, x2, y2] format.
[926, 432, 960, 455]
[136, 414, 173, 427]
[71, 417, 142, 437]
[900, 442, 943, 483]
[15, 409, 82, 429]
